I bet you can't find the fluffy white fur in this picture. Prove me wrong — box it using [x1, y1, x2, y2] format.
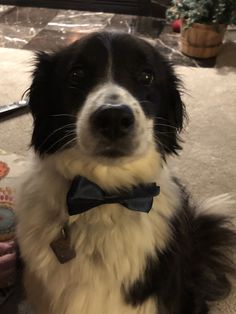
[16, 143, 182, 314]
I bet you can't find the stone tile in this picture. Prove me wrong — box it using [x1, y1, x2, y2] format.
[46, 10, 113, 33]
[134, 17, 165, 38]
[155, 39, 198, 67]
[24, 29, 86, 52]
[225, 28, 236, 42]
[0, 5, 219, 69]
[156, 25, 197, 66]
[0, 5, 14, 17]
[159, 25, 180, 50]
[0, 24, 41, 49]
[216, 41, 236, 68]
[105, 14, 164, 37]
[0, 7, 58, 28]
[157, 25, 216, 67]
[192, 57, 216, 68]
[106, 14, 135, 33]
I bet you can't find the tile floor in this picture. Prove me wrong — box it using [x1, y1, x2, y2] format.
[0, 4, 227, 68]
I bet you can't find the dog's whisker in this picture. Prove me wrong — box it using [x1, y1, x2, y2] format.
[147, 126, 177, 134]
[153, 123, 178, 130]
[38, 124, 77, 150]
[59, 137, 77, 152]
[147, 129, 176, 135]
[152, 134, 172, 152]
[155, 117, 173, 122]
[44, 131, 77, 154]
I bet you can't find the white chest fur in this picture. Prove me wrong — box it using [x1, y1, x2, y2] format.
[16, 153, 180, 314]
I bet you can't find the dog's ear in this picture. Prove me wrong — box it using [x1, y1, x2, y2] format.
[165, 67, 185, 132]
[152, 48, 186, 155]
[28, 51, 77, 155]
[29, 51, 55, 118]
[28, 51, 59, 154]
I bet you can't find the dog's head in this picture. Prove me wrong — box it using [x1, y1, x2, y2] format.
[29, 32, 185, 178]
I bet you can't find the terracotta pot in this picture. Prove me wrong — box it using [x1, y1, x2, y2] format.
[180, 23, 227, 58]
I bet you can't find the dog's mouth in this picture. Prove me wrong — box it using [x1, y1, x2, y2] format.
[97, 147, 128, 158]
[78, 125, 138, 160]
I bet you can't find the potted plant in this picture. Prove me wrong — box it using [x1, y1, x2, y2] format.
[166, 0, 236, 58]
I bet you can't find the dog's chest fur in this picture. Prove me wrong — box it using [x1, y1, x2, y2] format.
[17, 157, 180, 314]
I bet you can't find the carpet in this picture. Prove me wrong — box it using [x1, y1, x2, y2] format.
[0, 45, 235, 313]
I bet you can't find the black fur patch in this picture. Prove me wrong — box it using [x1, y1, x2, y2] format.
[29, 34, 110, 154]
[124, 186, 236, 314]
[28, 32, 185, 156]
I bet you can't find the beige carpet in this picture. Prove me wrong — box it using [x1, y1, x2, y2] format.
[0, 45, 236, 313]
[0, 48, 33, 155]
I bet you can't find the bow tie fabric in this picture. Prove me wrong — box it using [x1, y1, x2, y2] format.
[67, 176, 160, 215]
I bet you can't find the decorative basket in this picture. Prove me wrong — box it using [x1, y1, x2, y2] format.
[180, 23, 227, 59]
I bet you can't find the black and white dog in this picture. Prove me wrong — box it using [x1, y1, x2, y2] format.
[17, 32, 236, 314]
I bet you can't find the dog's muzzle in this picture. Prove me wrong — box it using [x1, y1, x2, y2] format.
[77, 85, 149, 159]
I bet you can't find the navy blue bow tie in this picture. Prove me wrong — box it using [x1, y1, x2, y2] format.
[67, 176, 160, 215]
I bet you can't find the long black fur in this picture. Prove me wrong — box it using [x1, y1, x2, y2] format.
[124, 184, 236, 314]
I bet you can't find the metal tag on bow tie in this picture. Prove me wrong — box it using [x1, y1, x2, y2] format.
[50, 224, 76, 264]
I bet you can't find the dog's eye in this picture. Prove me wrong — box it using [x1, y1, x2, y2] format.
[70, 67, 86, 84]
[137, 70, 154, 86]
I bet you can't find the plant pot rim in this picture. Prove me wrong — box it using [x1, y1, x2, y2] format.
[181, 20, 227, 29]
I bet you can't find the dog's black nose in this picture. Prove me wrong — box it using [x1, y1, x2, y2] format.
[90, 104, 135, 139]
